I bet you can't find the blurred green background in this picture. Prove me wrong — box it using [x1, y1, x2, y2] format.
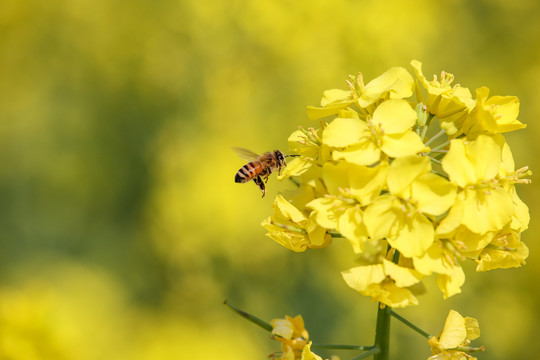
[0, 0, 538, 359]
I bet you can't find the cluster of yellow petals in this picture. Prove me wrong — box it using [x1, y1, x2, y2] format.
[262, 61, 530, 308]
[428, 310, 481, 360]
[270, 315, 324, 360]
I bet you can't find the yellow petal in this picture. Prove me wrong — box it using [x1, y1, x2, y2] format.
[301, 342, 323, 360]
[382, 260, 423, 288]
[387, 212, 435, 258]
[363, 196, 397, 241]
[337, 207, 368, 253]
[464, 317, 480, 341]
[274, 194, 307, 223]
[369, 280, 419, 308]
[306, 197, 342, 229]
[372, 99, 417, 134]
[438, 310, 467, 349]
[288, 129, 320, 158]
[305, 212, 332, 249]
[380, 131, 428, 159]
[332, 142, 381, 166]
[461, 188, 513, 234]
[322, 117, 369, 147]
[357, 67, 414, 107]
[412, 172, 457, 216]
[436, 265, 465, 299]
[321, 88, 352, 107]
[412, 242, 455, 276]
[341, 264, 386, 292]
[279, 157, 314, 178]
[387, 155, 431, 197]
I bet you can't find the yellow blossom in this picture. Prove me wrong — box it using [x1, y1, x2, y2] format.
[475, 226, 529, 271]
[322, 99, 427, 166]
[461, 86, 525, 138]
[262, 195, 332, 252]
[411, 60, 475, 136]
[271, 315, 310, 360]
[364, 155, 456, 258]
[428, 310, 481, 360]
[354, 66, 415, 108]
[306, 66, 414, 120]
[262, 61, 531, 307]
[307, 161, 387, 252]
[441, 135, 514, 234]
[341, 260, 424, 308]
[300, 342, 323, 360]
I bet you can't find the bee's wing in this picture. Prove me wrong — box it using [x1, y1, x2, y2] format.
[232, 147, 260, 161]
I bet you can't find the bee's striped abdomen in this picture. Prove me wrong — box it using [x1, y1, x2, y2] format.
[235, 161, 260, 183]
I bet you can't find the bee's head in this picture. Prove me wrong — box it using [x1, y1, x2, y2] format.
[275, 150, 286, 166]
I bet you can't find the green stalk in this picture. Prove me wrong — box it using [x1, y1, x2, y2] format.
[311, 344, 375, 351]
[388, 309, 431, 339]
[223, 301, 273, 332]
[373, 304, 391, 360]
[351, 347, 381, 360]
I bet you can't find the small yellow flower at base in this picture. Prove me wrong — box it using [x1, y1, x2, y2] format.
[262, 195, 332, 252]
[461, 86, 525, 139]
[270, 315, 326, 360]
[428, 310, 481, 360]
[475, 227, 529, 271]
[411, 60, 475, 136]
[341, 260, 424, 308]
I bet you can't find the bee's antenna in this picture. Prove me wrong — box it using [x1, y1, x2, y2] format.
[285, 154, 300, 158]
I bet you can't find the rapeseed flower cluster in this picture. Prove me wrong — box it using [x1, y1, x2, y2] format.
[262, 61, 530, 308]
[428, 310, 481, 360]
[270, 315, 323, 360]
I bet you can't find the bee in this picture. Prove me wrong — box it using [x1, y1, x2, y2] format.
[233, 147, 295, 197]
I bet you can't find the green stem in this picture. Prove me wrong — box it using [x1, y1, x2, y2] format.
[311, 344, 375, 351]
[430, 140, 450, 152]
[373, 305, 391, 360]
[424, 129, 446, 147]
[223, 301, 273, 332]
[351, 347, 380, 360]
[388, 309, 431, 339]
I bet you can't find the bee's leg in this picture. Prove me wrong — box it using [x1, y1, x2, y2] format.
[254, 176, 266, 198]
[264, 167, 272, 183]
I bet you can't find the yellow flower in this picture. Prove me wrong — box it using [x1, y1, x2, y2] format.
[307, 161, 387, 252]
[441, 135, 514, 235]
[364, 155, 456, 258]
[262, 61, 531, 307]
[475, 225, 529, 271]
[411, 60, 475, 136]
[279, 128, 324, 179]
[262, 195, 332, 252]
[300, 342, 324, 360]
[270, 315, 310, 360]
[354, 66, 415, 108]
[341, 259, 424, 308]
[306, 88, 355, 121]
[306, 67, 414, 120]
[428, 310, 481, 360]
[461, 86, 525, 138]
[322, 99, 427, 166]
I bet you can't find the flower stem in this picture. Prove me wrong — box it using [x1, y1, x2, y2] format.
[373, 304, 391, 360]
[388, 309, 431, 339]
[311, 344, 375, 351]
[223, 300, 273, 332]
[351, 347, 380, 360]
[425, 129, 446, 147]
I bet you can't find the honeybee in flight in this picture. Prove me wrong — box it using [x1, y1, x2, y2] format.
[233, 147, 297, 197]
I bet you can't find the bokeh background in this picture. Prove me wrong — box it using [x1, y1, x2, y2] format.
[1, 0, 539, 359]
